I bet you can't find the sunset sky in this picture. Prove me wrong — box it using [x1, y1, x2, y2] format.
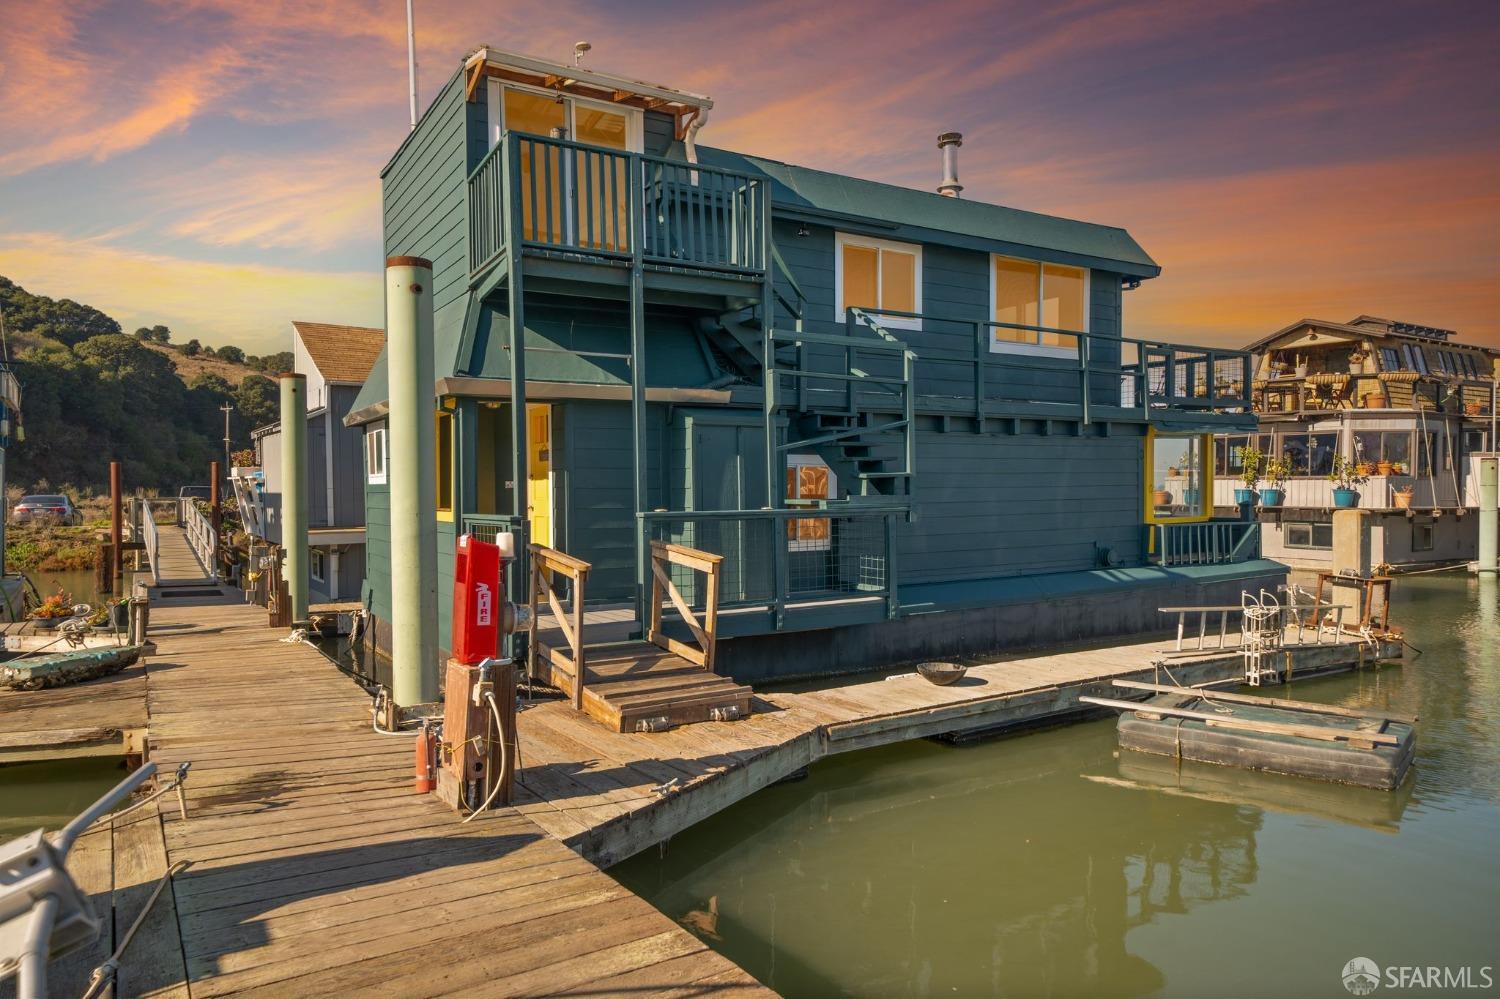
[1, 0, 1496, 354]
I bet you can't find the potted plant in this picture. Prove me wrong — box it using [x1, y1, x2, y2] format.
[1393, 485, 1415, 510]
[28, 589, 76, 631]
[1294, 354, 1309, 378]
[1376, 458, 1394, 476]
[1235, 446, 1263, 505]
[1329, 454, 1368, 508]
[1152, 484, 1173, 507]
[1261, 452, 1292, 506]
[1363, 392, 1387, 409]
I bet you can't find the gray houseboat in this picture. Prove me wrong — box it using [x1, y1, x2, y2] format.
[246, 321, 383, 604]
[345, 46, 1280, 682]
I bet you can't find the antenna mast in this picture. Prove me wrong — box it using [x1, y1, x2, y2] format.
[405, 0, 419, 130]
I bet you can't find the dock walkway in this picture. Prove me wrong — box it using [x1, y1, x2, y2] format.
[138, 588, 769, 997]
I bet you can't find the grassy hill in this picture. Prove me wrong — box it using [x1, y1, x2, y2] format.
[0, 275, 290, 495]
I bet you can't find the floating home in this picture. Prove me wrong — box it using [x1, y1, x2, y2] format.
[243, 321, 384, 604]
[1212, 316, 1499, 572]
[345, 46, 1282, 683]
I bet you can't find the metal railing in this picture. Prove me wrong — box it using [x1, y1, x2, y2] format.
[468, 131, 767, 278]
[640, 507, 902, 630]
[185, 501, 218, 578]
[1152, 520, 1260, 567]
[824, 307, 1253, 423]
[137, 500, 162, 585]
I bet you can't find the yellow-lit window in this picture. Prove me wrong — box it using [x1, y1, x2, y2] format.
[435, 411, 454, 518]
[992, 255, 1086, 352]
[786, 455, 835, 551]
[1146, 431, 1210, 523]
[836, 234, 921, 328]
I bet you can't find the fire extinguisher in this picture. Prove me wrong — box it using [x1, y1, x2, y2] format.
[414, 721, 436, 794]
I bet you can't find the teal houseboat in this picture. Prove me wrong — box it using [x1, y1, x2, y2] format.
[345, 46, 1280, 682]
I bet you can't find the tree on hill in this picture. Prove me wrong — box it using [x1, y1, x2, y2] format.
[248, 351, 294, 374]
[0, 276, 120, 347]
[0, 275, 269, 490]
[182, 338, 202, 356]
[215, 344, 245, 364]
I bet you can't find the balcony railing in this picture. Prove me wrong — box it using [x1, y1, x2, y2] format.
[842, 308, 1253, 422]
[1150, 521, 1260, 567]
[468, 131, 767, 279]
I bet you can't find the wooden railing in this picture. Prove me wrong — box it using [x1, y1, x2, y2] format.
[468, 131, 768, 278]
[526, 544, 590, 710]
[185, 501, 218, 578]
[648, 540, 722, 673]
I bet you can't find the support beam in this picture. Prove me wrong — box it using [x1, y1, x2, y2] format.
[109, 461, 123, 587]
[278, 373, 309, 625]
[386, 256, 439, 708]
[1479, 453, 1498, 577]
[502, 138, 530, 662]
[209, 460, 222, 567]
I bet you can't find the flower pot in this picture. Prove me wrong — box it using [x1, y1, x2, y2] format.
[1183, 488, 1201, 507]
[1467, 403, 1483, 416]
[1332, 488, 1360, 508]
[1393, 490, 1414, 510]
[1356, 462, 1376, 476]
[1234, 488, 1258, 505]
[1376, 460, 1394, 476]
[29, 618, 61, 632]
[1152, 490, 1173, 507]
[1260, 487, 1285, 507]
[1364, 394, 1387, 409]
[1167, 467, 1179, 477]
[1295, 365, 1308, 378]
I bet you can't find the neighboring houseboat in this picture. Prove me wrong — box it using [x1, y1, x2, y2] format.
[345, 46, 1281, 682]
[243, 321, 383, 604]
[1212, 316, 1498, 572]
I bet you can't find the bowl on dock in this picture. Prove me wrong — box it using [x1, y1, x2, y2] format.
[917, 661, 967, 686]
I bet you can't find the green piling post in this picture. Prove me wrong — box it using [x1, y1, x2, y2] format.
[387, 255, 439, 709]
[278, 373, 309, 625]
[1479, 453, 1498, 577]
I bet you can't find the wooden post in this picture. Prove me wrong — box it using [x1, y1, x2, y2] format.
[110, 461, 123, 588]
[209, 459, 222, 545]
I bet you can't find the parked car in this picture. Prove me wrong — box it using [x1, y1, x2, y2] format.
[11, 494, 83, 526]
[177, 486, 211, 501]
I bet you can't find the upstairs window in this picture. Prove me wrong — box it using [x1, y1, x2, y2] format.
[991, 256, 1087, 354]
[1402, 343, 1430, 375]
[835, 233, 921, 329]
[1379, 347, 1402, 370]
[365, 427, 387, 485]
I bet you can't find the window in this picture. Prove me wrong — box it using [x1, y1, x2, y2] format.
[1285, 522, 1334, 549]
[990, 256, 1087, 353]
[1412, 521, 1434, 552]
[1148, 432, 1208, 522]
[1380, 347, 1402, 371]
[1278, 432, 1337, 476]
[786, 455, 836, 551]
[1354, 431, 1411, 473]
[1416, 431, 1440, 476]
[435, 411, 454, 518]
[1402, 343, 1430, 375]
[365, 427, 387, 485]
[309, 548, 326, 583]
[1214, 434, 1272, 476]
[835, 234, 921, 328]
[1464, 429, 1489, 455]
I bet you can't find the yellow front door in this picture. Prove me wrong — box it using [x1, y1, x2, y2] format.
[527, 404, 552, 548]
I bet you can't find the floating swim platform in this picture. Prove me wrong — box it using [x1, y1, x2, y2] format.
[1082, 680, 1416, 791]
[1, 643, 144, 691]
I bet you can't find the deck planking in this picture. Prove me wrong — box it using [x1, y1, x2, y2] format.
[139, 566, 769, 997]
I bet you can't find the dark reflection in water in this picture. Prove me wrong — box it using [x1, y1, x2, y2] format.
[613, 575, 1500, 997]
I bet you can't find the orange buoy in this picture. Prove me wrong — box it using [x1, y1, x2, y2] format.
[414, 723, 436, 794]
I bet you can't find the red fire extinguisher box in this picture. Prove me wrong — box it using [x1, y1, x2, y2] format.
[451, 534, 502, 664]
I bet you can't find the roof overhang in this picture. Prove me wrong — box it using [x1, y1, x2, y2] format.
[343, 379, 733, 428]
[463, 46, 712, 138]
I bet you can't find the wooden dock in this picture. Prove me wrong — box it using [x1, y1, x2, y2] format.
[0, 523, 1400, 995]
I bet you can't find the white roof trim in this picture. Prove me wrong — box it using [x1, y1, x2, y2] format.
[466, 46, 712, 110]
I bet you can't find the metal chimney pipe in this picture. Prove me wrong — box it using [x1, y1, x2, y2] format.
[937, 131, 963, 198]
[386, 255, 439, 709]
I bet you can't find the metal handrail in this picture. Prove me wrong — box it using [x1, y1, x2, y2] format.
[185, 501, 217, 578]
[138, 500, 161, 586]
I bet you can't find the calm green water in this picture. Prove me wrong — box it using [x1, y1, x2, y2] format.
[614, 575, 1500, 997]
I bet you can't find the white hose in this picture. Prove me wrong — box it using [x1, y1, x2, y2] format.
[461, 690, 510, 824]
[370, 688, 417, 736]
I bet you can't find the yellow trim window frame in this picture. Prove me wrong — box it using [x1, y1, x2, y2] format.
[1144, 428, 1213, 524]
[435, 410, 454, 521]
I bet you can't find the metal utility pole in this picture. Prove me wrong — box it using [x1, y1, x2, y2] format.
[406, 0, 419, 131]
[220, 402, 233, 474]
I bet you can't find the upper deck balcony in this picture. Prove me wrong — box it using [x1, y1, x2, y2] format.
[468, 131, 769, 285]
